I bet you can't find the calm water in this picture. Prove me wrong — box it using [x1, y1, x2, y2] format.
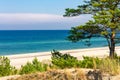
[0, 30, 118, 55]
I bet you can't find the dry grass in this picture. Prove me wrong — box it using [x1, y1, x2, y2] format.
[98, 58, 120, 75]
[8, 68, 87, 80]
[4, 57, 120, 80]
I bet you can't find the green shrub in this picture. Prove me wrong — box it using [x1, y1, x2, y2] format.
[79, 56, 101, 68]
[51, 50, 102, 69]
[114, 53, 120, 63]
[0, 56, 17, 77]
[51, 50, 80, 69]
[20, 58, 48, 75]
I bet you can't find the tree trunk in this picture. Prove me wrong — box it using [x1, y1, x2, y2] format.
[109, 33, 115, 58]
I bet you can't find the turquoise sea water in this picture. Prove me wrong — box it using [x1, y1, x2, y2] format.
[0, 30, 119, 55]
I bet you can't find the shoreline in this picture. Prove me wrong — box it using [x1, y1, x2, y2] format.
[5, 46, 120, 68]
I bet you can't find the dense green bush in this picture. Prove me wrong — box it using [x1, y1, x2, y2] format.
[0, 56, 17, 77]
[51, 50, 80, 68]
[20, 58, 48, 74]
[51, 50, 101, 69]
[79, 56, 101, 68]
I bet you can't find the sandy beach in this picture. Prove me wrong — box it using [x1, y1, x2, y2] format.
[5, 46, 120, 69]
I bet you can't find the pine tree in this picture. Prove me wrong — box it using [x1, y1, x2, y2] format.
[64, 0, 120, 58]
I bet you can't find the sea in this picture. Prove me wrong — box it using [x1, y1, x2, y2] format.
[0, 30, 119, 55]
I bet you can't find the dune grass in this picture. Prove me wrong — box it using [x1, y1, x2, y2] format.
[1, 51, 120, 79]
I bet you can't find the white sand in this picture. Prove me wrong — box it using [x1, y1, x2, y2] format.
[5, 46, 120, 68]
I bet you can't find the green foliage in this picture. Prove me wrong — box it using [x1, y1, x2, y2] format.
[79, 56, 101, 68]
[51, 50, 120, 75]
[0, 56, 17, 77]
[114, 53, 120, 60]
[51, 50, 80, 69]
[20, 58, 48, 74]
[51, 50, 101, 69]
[64, 0, 120, 58]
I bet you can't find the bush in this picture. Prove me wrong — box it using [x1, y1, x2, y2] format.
[51, 50, 101, 69]
[0, 56, 17, 77]
[114, 53, 120, 63]
[20, 58, 48, 74]
[51, 50, 80, 69]
[79, 56, 101, 68]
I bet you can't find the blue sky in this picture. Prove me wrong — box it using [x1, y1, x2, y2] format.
[0, 0, 84, 14]
[0, 0, 92, 30]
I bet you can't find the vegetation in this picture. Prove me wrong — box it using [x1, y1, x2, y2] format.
[51, 50, 80, 68]
[9, 69, 87, 80]
[79, 56, 101, 69]
[1, 51, 120, 79]
[0, 57, 48, 76]
[19, 58, 48, 74]
[51, 50, 101, 69]
[64, 0, 120, 58]
[0, 56, 17, 77]
[98, 58, 120, 75]
[51, 50, 120, 75]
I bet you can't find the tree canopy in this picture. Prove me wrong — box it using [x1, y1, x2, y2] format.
[64, 0, 120, 58]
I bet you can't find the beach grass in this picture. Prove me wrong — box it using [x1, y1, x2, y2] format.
[0, 47, 120, 79]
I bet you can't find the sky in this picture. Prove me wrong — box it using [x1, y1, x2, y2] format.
[0, 0, 92, 30]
